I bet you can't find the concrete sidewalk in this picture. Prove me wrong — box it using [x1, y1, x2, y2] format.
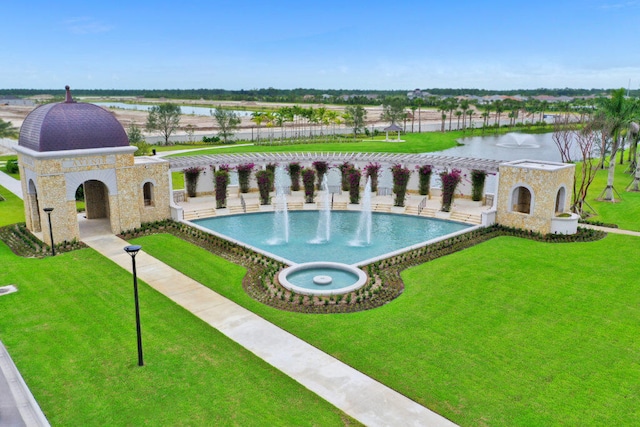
[82, 231, 456, 427]
[0, 170, 23, 199]
[0, 341, 49, 426]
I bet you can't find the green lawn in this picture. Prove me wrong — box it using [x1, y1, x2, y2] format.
[584, 162, 640, 230]
[171, 171, 185, 190]
[0, 155, 20, 179]
[132, 233, 640, 426]
[168, 131, 465, 156]
[0, 241, 357, 426]
[0, 185, 25, 226]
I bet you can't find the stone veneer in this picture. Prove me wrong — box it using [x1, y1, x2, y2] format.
[496, 160, 575, 235]
[15, 145, 171, 246]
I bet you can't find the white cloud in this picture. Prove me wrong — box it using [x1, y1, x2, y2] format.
[64, 17, 112, 34]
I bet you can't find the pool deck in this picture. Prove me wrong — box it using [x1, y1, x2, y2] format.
[177, 188, 492, 225]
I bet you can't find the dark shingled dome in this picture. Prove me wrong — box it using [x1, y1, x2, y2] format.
[19, 86, 129, 152]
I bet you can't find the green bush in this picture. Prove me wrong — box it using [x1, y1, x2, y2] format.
[5, 159, 18, 174]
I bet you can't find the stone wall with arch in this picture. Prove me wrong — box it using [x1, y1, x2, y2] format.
[496, 160, 575, 234]
[15, 145, 172, 246]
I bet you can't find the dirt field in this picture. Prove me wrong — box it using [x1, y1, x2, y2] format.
[0, 98, 453, 139]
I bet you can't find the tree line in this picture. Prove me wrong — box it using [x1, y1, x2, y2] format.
[1, 87, 636, 105]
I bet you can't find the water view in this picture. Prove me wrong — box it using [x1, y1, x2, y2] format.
[94, 102, 253, 117]
[193, 211, 471, 265]
[439, 132, 574, 163]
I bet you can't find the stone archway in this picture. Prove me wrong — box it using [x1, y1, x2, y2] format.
[83, 180, 110, 220]
[26, 179, 42, 232]
[77, 180, 113, 237]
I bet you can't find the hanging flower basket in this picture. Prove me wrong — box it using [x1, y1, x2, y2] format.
[255, 170, 272, 205]
[471, 169, 487, 202]
[287, 162, 301, 191]
[348, 168, 362, 204]
[183, 166, 204, 198]
[312, 161, 329, 190]
[302, 168, 316, 203]
[236, 163, 255, 193]
[364, 162, 381, 193]
[391, 164, 411, 207]
[440, 169, 462, 212]
[214, 169, 229, 208]
[416, 164, 433, 196]
[339, 162, 354, 191]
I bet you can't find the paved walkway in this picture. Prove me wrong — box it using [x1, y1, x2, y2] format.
[0, 169, 23, 198]
[81, 228, 456, 427]
[0, 342, 49, 426]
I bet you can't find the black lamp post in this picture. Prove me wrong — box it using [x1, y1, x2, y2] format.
[124, 245, 144, 367]
[43, 207, 55, 256]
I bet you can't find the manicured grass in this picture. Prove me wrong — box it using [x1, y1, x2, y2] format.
[0, 155, 20, 179]
[132, 233, 640, 426]
[171, 171, 185, 190]
[150, 143, 211, 152]
[168, 131, 465, 156]
[583, 161, 640, 230]
[0, 185, 24, 226]
[0, 241, 357, 426]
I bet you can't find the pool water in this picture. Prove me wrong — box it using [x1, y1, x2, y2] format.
[193, 211, 471, 265]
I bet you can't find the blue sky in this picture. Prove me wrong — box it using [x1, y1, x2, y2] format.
[3, 0, 640, 90]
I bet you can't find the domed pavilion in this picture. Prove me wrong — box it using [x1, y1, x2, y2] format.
[15, 86, 172, 246]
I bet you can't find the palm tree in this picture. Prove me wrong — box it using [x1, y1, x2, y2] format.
[595, 88, 639, 201]
[459, 100, 470, 129]
[455, 110, 463, 130]
[414, 98, 424, 132]
[437, 100, 448, 132]
[493, 100, 504, 130]
[409, 104, 418, 133]
[251, 112, 265, 142]
[315, 107, 327, 139]
[466, 109, 475, 131]
[447, 98, 458, 131]
[0, 119, 19, 139]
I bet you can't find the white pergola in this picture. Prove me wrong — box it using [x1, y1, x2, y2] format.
[168, 152, 503, 174]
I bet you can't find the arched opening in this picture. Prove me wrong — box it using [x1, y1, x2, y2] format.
[84, 180, 110, 219]
[555, 187, 566, 213]
[77, 179, 112, 237]
[511, 186, 532, 214]
[28, 180, 42, 232]
[143, 181, 154, 206]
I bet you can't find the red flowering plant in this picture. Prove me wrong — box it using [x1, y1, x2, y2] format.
[287, 162, 301, 191]
[439, 168, 462, 212]
[236, 163, 255, 193]
[183, 166, 204, 197]
[265, 162, 277, 191]
[214, 168, 229, 208]
[416, 164, 433, 196]
[338, 161, 354, 191]
[391, 164, 411, 207]
[301, 167, 316, 203]
[364, 162, 381, 193]
[348, 168, 362, 204]
[255, 170, 272, 205]
[312, 160, 329, 189]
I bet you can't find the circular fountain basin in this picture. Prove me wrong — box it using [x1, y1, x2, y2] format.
[279, 262, 367, 296]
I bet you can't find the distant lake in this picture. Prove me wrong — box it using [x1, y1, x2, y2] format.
[438, 132, 578, 163]
[94, 102, 253, 117]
